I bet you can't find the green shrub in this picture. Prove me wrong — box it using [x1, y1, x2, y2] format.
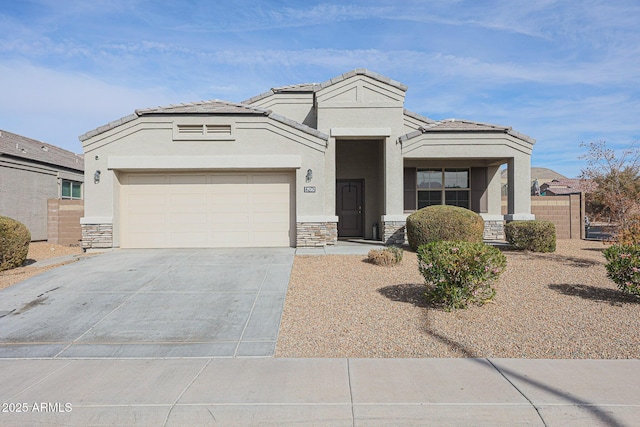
[406, 205, 484, 251]
[504, 220, 556, 252]
[368, 246, 404, 266]
[603, 244, 640, 297]
[417, 241, 506, 311]
[0, 216, 31, 271]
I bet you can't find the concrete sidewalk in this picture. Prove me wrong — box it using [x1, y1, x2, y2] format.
[0, 357, 638, 426]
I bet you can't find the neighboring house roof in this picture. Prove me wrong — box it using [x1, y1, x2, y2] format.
[502, 167, 567, 181]
[541, 178, 593, 195]
[79, 100, 328, 142]
[399, 118, 535, 145]
[0, 129, 84, 172]
[242, 68, 408, 104]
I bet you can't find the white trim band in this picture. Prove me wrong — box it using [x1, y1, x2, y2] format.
[108, 155, 302, 170]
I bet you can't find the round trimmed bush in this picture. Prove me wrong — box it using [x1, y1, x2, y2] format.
[0, 216, 31, 271]
[406, 205, 484, 251]
[504, 220, 556, 252]
[417, 240, 506, 311]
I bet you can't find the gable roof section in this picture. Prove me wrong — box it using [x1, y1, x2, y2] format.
[243, 68, 408, 105]
[79, 99, 328, 142]
[403, 109, 435, 125]
[399, 118, 535, 145]
[0, 129, 84, 172]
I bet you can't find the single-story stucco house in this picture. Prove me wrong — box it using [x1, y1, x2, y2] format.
[0, 129, 84, 241]
[79, 69, 534, 249]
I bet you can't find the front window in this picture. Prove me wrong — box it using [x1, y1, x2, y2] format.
[417, 168, 469, 209]
[61, 180, 82, 200]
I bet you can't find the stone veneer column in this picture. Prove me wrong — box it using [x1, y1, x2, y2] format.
[483, 219, 505, 240]
[80, 221, 113, 249]
[382, 221, 406, 246]
[296, 222, 337, 247]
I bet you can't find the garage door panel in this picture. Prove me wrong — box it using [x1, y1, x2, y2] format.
[253, 173, 289, 183]
[127, 232, 167, 248]
[121, 172, 293, 248]
[212, 212, 250, 225]
[210, 193, 249, 205]
[169, 213, 208, 227]
[170, 232, 208, 247]
[254, 212, 289, 225]
[128, 213, 166, 225]
[212, 231, 250, 246]
[127, 174, 167, 185]
[254, 231, 290, 246]
[169, 175, 208, 185]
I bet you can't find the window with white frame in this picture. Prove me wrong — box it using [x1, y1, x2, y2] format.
[416, 168, 469, 209]
[61, 180, 82, 200]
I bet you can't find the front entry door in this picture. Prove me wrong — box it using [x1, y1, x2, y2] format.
[336, 180, 364, 237]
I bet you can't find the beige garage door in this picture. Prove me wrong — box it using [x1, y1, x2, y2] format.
[120, 172, 294, 248]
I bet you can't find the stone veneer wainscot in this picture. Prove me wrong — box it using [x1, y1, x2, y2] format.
[81, 223, 113, 249]
[296, 222, 337, 247]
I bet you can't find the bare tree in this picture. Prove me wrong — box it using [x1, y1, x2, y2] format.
[580, 140, 640, 229]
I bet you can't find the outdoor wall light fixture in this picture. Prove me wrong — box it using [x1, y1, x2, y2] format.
[306, 169, 313, 182]
[94, 170, 101, 184]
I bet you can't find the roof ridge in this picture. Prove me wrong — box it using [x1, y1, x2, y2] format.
[243, 69, 408, 105]
[0, 129, 84, 171]
[136, 99, 270, 116]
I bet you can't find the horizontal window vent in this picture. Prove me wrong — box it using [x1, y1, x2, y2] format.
[177, 124, 205, 135]
[174, 122, 235, 141]
[206, 124, 232, 135]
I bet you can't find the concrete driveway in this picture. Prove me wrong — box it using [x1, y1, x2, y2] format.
[0, 248, 294, 358]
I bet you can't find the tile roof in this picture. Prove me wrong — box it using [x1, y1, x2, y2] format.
[243, 68, 408, 104]
[79, 100, 328, 142]
[79, 100, 271, 142]
[403, 109, 435, 124]
[0, 129, 84, 172]
[398, 118, 535, 145]
[136, 99, 271, 115]
[541, 178, 593, 194]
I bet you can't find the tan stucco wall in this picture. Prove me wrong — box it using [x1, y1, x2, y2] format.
[314, 75, 407, 221]
[403, 132, 534, 218]
[248, 93, 316, 128]
[81, 114, 330, 246]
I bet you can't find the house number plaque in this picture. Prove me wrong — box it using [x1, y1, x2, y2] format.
[304, 186, 316, 193]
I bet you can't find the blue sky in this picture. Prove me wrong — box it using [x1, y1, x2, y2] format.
[1, 0, 639, 178]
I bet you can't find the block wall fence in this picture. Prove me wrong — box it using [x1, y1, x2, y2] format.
[502, 194, 584, 239]
[47, 199, 84, 246]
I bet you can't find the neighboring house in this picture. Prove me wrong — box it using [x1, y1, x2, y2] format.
[501, 167, 567, 196]
[79, 69, 535, 249]
[540, 178, 591, 196]
[0, 130, 84, 240]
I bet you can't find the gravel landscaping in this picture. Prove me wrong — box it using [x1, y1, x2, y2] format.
[0, 242, 84, 290]
[276, 239, 640, 359]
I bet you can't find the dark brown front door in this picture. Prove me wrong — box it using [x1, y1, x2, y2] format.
[336, 180, 364, 237]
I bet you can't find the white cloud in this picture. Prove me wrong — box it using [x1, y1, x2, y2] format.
[0, 61, 178, 152]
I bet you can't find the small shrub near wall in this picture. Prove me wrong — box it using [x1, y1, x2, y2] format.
[603, 244, 640, 297]
[406, 205, 484, 251]
[368, 246, 404, 267]
[417, 241, 506, 311]
[0, 216, 31, 271]
[505, 220, 556, 253]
